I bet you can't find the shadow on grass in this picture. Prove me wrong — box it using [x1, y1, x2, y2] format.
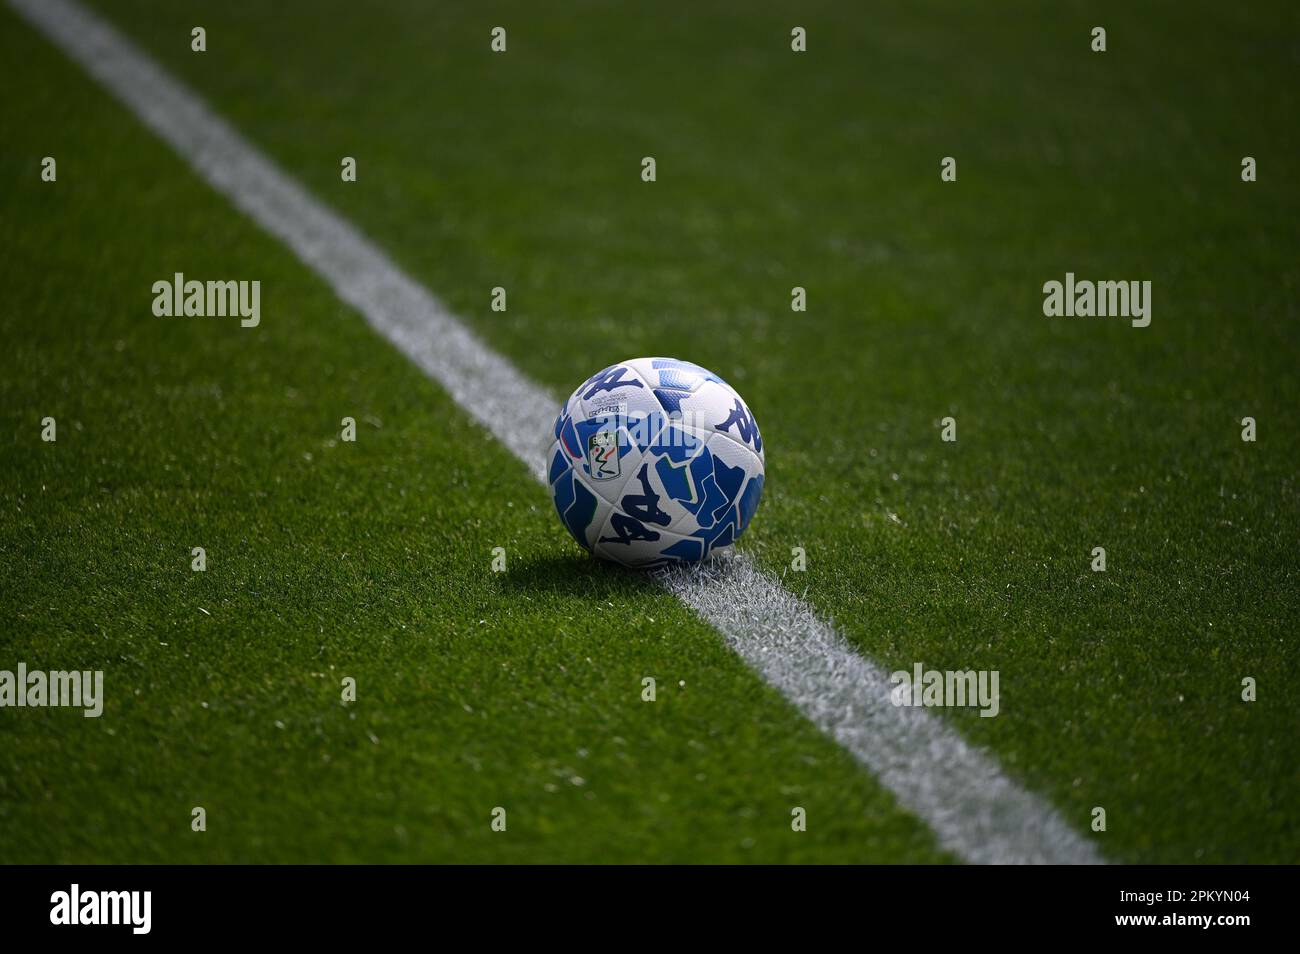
[499, 551, 662, 601]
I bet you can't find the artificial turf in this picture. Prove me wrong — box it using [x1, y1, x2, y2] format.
[2, 0, 1297, 862]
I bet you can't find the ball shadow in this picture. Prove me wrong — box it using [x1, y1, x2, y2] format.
[498, 551, 661, 601]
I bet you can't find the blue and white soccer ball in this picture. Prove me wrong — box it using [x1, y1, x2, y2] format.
[548, 357, 765, 568]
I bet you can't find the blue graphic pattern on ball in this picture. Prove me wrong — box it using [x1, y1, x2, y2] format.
[547, 357, 765, 568]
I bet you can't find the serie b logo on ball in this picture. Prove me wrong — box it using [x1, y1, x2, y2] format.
[587, 430, 620, 480]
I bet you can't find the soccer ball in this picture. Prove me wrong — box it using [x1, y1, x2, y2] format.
[547, 357, 765, 568]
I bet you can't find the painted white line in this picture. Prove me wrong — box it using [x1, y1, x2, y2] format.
[12, 0, 1103, 864]
[662, 558, 1101, 863]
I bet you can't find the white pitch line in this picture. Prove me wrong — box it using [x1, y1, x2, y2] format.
[12, 0, 1103, 864]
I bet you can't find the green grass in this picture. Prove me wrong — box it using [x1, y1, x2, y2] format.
[2, 0, 1298, 862]
[0, 2, 949, 864]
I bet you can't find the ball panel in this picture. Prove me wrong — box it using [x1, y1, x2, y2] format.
[704, 430, 764, 541]
[576, 362, 657, 422]
[567, 419, 646, 505]
[593, 518, 710, 568]
[548, 437, 614, 552]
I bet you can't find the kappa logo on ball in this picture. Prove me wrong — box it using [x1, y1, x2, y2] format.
[587, 429, 620, 480]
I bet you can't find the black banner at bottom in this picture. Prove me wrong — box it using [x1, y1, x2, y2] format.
[0, 864, 1283, 940]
